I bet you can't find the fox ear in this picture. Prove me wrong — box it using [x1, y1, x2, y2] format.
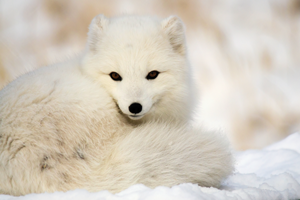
[87, 14, 109, 52]
[161, 16, 186, 56]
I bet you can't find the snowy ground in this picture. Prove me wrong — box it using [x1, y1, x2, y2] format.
[1, 133, 299, 200]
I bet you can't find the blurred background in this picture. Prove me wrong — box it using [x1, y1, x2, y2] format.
[0, 0, 300, 150]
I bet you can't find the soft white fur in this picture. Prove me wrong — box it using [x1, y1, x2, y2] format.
[0, 15, 233, 196]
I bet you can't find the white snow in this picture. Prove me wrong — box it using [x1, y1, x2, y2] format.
[1, 133, 300, 200]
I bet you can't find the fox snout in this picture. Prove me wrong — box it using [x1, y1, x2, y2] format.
[117, 99, 151, 121]
[129, 102, 143, 114]
[127, 102, 145, 120]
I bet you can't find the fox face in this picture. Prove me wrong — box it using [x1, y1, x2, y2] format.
[82, 15, 192, 122]
[106, 70, 162, 121]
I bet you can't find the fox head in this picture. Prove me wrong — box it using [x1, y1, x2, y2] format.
[82, 15, 194, 123]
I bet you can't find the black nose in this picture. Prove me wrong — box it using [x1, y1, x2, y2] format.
[129, 103, 142, 114]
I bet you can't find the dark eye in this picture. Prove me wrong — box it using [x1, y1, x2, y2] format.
[146, 70, 160, 80]
[110, 72, 122, 81]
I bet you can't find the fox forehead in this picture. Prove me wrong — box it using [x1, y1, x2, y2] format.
[96, 41, 174, 75]
[99, 58, 165, 78]
[97, 17, 171, 57]
[85, 15, 187, 78]
[100, 28, 169, 55]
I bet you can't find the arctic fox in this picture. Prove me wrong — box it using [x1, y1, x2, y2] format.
[0, 15, 233, 195]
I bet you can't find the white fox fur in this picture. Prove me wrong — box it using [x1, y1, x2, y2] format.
[0, 15, 233, 196]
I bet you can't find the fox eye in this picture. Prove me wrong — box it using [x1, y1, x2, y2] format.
[146, 70, 160, 80]
[110, 72, 122, 81]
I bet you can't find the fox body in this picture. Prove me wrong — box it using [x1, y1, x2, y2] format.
[0, 15, 233, 195]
